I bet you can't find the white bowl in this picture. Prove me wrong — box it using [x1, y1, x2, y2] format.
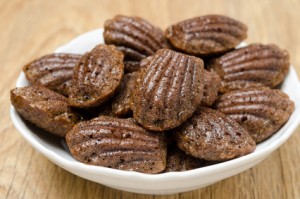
[10, 28, 300, 195]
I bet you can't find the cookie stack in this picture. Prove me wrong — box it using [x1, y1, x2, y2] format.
[11, 14, 294, 174]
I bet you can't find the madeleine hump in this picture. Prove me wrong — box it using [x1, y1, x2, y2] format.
[175, 107, 256, 161]
[68, 44, 124, 108]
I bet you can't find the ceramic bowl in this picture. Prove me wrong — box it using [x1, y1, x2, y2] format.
[10, 28, 300, 195]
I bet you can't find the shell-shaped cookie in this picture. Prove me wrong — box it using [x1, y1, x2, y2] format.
[132, 49, 204, 131]
[23, 53, 81, 96]
[165, 15, 247, 56]
[175, 107, 256, 161]
[68, 44, 124, 108]
[215, 87, 295, 143]
[104, 15, 169, 72]
[66, 116, 166, 174]
[207, 44, 290, 93]
[10, 86, 79, 137]
[111, 72, 137, 117]
[202, 70, 221, 106]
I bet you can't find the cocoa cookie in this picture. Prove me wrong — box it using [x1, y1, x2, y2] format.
[104, 15, 169, 72]
[66, 116, 167, 174]
[175, 107, 256, 161]
[207, 44, 290, 93]
[10, 86, 79, 137]
[23, 53, 81, 96]
[165, 15, 247, 56]
[131, 49, 204, 131]
[215, 87, 295, 143]
[111, 72, 137, 117]
[68, 44, 124, 108]
[202, 70, 221, 106]
[164, 145, 214, 172]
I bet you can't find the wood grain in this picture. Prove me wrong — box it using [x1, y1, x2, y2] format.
[1, 0, 300, 198]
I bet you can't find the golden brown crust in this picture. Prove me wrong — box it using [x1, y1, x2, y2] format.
[165, 15, 247, 56]
[215, 87, 295, 143]
[10, 86, 79, 137]
[131, 49, 204, 131]
[66, 116, 167, 174]
[175, 107, 256, 161]
[68, 44, 124, 108]
[207, 44, 290, 93]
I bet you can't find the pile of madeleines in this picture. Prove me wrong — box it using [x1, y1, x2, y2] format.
[11, 15, 295, 174]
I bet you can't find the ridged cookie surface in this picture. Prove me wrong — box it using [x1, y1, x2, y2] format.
[175, 107, 256, 161]
[208, 44, 289, 93]
[23, 53, 81, 96]
[132, 49, 204, 131]
[165, 15, 247, 56]
[215, 87, 295, 142]
[104, 15, 169, 72]
[66, 116, 166, 173]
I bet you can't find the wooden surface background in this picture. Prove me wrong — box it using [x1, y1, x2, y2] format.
[1, 0, 299, 198]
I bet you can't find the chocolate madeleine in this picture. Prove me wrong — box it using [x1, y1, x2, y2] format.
[207, 44, 290, 93]
[111, 72, 137, 117]
[69, 44, 124, 108]
[175, 107, 256, 161]
[104, 15, 169, 72]
[215, 87, 295, 143]
[165, 15, 247, 56]
[23, 53, 81, 96]
[66, 116, 167, 174]
[132, 49, 204, 131]
[202, 70, 221, 106]
[10, 86, 79, 137]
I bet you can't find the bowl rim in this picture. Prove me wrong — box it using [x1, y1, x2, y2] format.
[10, 28, 300, 182]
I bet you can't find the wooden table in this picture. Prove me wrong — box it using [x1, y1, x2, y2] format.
[1, 0, 299, 198]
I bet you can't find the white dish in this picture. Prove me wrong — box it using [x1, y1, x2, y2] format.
[10, 28, 300, 195]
